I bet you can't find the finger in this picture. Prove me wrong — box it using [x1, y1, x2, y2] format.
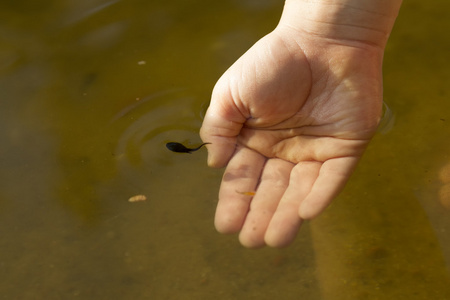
[238, 159, 294, 248]
[299, 156, 359, 219]
[214, 146, 266, 234]
[199, 85, 247, 168]
[264, 161, 321, 247]
[199, 111, 240, 168]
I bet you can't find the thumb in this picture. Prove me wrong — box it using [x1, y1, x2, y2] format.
[199, 100, 246, 168]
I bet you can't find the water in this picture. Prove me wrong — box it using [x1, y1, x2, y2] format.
[0, 0, 449, 299]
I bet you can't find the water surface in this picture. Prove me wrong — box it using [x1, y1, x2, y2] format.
[0, 0, 450, 299]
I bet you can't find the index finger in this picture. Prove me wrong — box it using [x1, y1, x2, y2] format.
[214, 146, 266, 234]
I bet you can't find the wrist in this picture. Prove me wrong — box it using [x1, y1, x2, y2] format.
[278, 0, 402, 49]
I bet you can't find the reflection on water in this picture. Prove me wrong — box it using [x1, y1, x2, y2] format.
[1, 0, 450, 299]
[439, 164, 450, 209]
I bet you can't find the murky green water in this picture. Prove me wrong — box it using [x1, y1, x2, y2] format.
[1, 0, 449, 299]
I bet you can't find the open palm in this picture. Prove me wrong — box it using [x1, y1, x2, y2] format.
[200, 26, 384, 248]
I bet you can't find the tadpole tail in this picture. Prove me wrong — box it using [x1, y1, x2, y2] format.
[192, 142, 211, 151]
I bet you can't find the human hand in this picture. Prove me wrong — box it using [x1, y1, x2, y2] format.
[200, 24, 385, 247]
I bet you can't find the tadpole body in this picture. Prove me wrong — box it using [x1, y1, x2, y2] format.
[165, 142, 210, 153]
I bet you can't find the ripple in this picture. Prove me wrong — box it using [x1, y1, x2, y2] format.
[377, 101, 395, 134]
[110, 89, 205, 187]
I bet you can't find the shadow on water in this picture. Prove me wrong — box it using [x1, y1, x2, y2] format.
[1, 0, 450, 299]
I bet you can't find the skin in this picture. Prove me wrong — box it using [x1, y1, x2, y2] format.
[200, 0, 402, 248]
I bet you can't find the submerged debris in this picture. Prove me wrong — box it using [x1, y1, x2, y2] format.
[236, 190, 256, 196]
[128, 194, 147, 202]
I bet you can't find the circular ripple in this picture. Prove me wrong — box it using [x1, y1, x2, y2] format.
[110, 89, 205, 187]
